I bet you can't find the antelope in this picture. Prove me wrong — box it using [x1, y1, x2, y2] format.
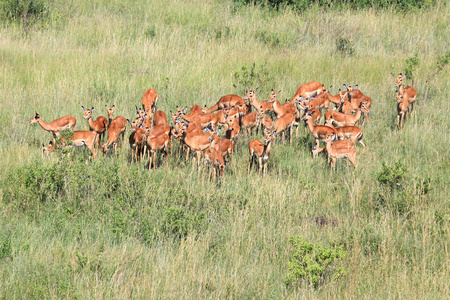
[105, 105, 115, 126]
[289, 81, 324, 102]
[184, 130, 216, 167]
[324, 120, 366, 155]
[153, 110, 168, 126]
[42, 141, 56, 157]
[324, 134, 357, 170]
[395, 73, 417, 115]
[81, 106, 108, 146]
[128, 121, 146, 162]
[305, 86, 332, 112]
[324, 101, 364, 127]
[28, 112, 76, 144]
[225, 114, 240, 141]
[240, 111, 260, 136]
[272, 99, 296, 119]
[145, 133, 170, 171]
[248, 130, 275, 175]
[301, 111, 336, 148]
[142, 88, 159, 116]
[181, 112, 219, 130]
[311, 139, 354, 160]
[244, 88, 275, 114]
[211, 137, 234, 165]
[326, 90, 344, 109]
[205, 94, 247, 113]
[273, 112, 296, 144]
[102, 117, 127, 157]
[396, 92, 409, 130]
[205, 137, 227, 180]
[51, 131, 98, 159]
[105, 105, 127, 140]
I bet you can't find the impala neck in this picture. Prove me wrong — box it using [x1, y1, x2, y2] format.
[398, 83, 404, 94]
[37, 118, 54, 132]
[305, 118, 315, 134]
[264, 139, 272, 155]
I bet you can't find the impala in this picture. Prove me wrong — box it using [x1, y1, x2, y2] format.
[153, 110, 168, 126]
[240, 111, 260, 136]
[128, 121, 146, 162]
[145, 133, 170, 171]
[301, 111, 336, 148]
[205, 94, 247, 113]
[311, 139, 354, 160]
[289, 81, 324, 102]
[324, 135, 357, 170]
[224, 114, 240, 141]
[396, 92, 409, 130]
[273, 112, 296, 144]
[81, 106, 108, 146]
[395, 73, 417, 115]
[184, 130, 216, 167]
[324, 120, 366, 155]
[42, 141, 56, 157]
[248, 130, 275, 175]
[244, 88, 275, 114]
[272, 99, 296, 119]
[102, 117, 127, 157]
[205, 137, 227, 179]
[305, 86, 332, 111]
[180, 112, 219, 130]
[28, 112, 76, 143]
[324, 101, 364, 127]
[142, 88, 159, 115]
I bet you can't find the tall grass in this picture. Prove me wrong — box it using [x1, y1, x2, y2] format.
[0, 0, 449, 298]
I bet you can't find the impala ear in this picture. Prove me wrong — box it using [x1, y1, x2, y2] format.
[112, 105, 115, 108]
[127, 119, 132, 124]
[216, 159, 220, 165]
[353, 85, 358, 89]
[81, 106, 86, 111]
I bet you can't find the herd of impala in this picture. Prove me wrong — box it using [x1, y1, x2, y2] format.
[29, 74, 417, 178]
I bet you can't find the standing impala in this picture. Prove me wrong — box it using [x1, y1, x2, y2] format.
[289, 81, 324, 102]
[28, 112, 76, 144]
[301, 111, 336, 148]
[324, 134, 357, 170]
[248, 130, 275, 175]
[81, 106, 108, 147]
[102, 116, 127, 157]
[395, 73, 417, 115]
[396, 92, 409, 130]
[142, 88, 159, 116]
[324, 120, 366, 155]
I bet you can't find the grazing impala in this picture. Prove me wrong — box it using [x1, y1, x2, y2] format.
[42, 141, 56, 157]
[28, 112, 76, 143]
[152, 110, 168, 126]
[205, 137, 227, 179]
[224, 114, 241, 141]
[248, 130, 275, 175]
[184, 130, 216, 167]
[324, 101, 365, 127]
[324, 120, 366, 155]
[395, 73, 417, 115]
[396, 92, 409, 130]
[324, 135, 357, 170]
[142, 88, 159, 116]
[81, 106, 108, 146]
[289, 81, 324, 102]
[240, 111, 260, 136]
[205, 94, 247, 113]
[301, 111, 336, 148]
[272, 99, 296, 119]
[128, 120, 146, 162]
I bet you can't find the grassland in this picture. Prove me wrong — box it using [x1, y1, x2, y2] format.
[0, 0, 449, 298]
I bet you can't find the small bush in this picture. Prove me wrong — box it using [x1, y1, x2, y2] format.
[286, 237, 348, 288]
[161, 206, 206, 239]
[0, 0, 53, 27]
[377, 160, 407, 190]
[336, 37, 355, 56]
[0, 230, 12, 260]
[232, 62, 271, 92]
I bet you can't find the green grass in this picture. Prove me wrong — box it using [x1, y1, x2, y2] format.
[0, 0, 449, 298]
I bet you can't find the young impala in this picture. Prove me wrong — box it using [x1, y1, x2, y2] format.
[395, 73, 417, 115]
[396, 92, 409, 130]
[142, 88, 159, 116]
[324, 134, 357, 170]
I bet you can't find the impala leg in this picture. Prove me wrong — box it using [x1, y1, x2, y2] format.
[397, 115, 400, 130]
[410, 102, 414, 116]
[248, 155, 253, 173]
[290, 125, 293, 143]
[360, 140, 366, 156]
[197, 151, 202, 169]
[186, 147, 190, 161]
[153, 151, 157, 171]
[87, 144, 97, 160]
[258, 157, 263, 176]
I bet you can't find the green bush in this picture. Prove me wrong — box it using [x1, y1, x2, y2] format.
[286, 237, 348, 288]
[232, 62, 271, 92]
[336, 37, 355, 56]
[0, 0, 53, 27]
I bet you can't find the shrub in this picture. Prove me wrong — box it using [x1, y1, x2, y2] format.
[286, 237, 348, 288]
[232, 62, 271, 92]
[336, 37, 355, 56]
[0, 0, 53, 27]
[161, 206, 206, 240]
[0, 229, 12, 260]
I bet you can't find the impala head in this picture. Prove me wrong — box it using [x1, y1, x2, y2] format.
[28, 112, 41, 124]
[202, 105, 208, 114]
[395, 73, 406, 87]
[343, 84, 358, 96]
[217, 159, 225, 178]
[323, 85, 332, 94]
[81, 106, 94, 119]
[101, 142, 110, 156]
[42, 141, 56, 156]
[105, 105, 115, 120]
[339, 89, 348, 103]
[127, 119, 137, 133]
[269, 89, 281, 101]
[396, 92, 404, 103]
[243, 88, 258, 101]
[264, 130, 276, 145]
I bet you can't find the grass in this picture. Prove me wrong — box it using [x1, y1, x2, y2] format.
[0, 0, 449, 298]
